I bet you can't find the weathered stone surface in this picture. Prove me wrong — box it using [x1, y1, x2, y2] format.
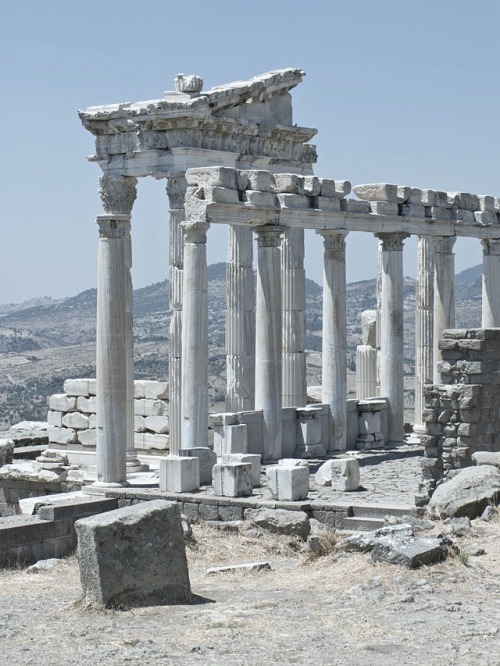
[0, 439, 14, 466]
[206, 561, 271, 575]
[63, 379, 91, 397]
[212, 462, 253, 497]
[314, 459, 360, 491]
[335, 524, 414, 553]
[144, 416, 169, 434]
[472, 451, 500, 468]
[159, 456, 199, 493]
[371, 535, 448, 568]
[266, 464, 309, 501]
[427, 465, 500, 519]
[306, 518, 336, 555]
[48, 394, 77, 413]
[178, 447, 217, 485]
[75, 500, 191, 607]
[245, 508, 310, 540]
[353, 183, 398, 203]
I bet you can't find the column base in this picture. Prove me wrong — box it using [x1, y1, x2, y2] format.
[126, 455, 149, 473]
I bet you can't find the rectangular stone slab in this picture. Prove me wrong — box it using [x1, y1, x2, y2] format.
[75, 500, 191, 607]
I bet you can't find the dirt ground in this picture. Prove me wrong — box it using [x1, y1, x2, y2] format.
[1, 515, 500, 666]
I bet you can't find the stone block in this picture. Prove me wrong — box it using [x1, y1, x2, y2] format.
[143, 433, 169, 450]
[78, 429, 97, 447]
[48, 394, 77, 413]
[266, 464, 309, 501]
[48, 426, 77, 445]
[134, 380, 147, 399]
[63, 379, 90, 397]
[400, 204, 425, 218]
[62, 412, 89, 430]
[89, 414, 96, 429]
[396, 185, 410, 203]
[134, 415, 146, 433]
[186, 166, 236, 189]
[144, 416, 169, 434]
[344, 199, 371, 214]
[159, 456, 200, 493]
[47, 411, 62, 427]
[353, 183, 398, 202]
[178, 447, 217, 485]
[144, 381, 169, 400]
[369, 201, 398, 215]
[213, 423, 248, 456]
[313, 196, 341, 211]
[242, 169, 274, 192]
[212, 463, 253, 497]
[134, 399, 168, 417]
[425, 206, 453, 220]
[276, 193, 309, 209]
[303, 175, 320, 196]
[315, 459, 360, 491]
[478, 195, 496, 212]
[221, 453, 261, 487]
[75, 500, 191, 606]
[243, 190, 277, 207]
[273, 173, 304, 194]
[475, 211, 497, 224]
[77, 396, 97, 414]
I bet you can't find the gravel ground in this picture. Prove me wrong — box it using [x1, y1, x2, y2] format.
[1, 513, 500, 666]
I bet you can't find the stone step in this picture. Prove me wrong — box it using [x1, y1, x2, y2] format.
[341, 516, 385, 531]
[349, 503, 412, 520]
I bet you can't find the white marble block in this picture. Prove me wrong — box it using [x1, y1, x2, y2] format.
[179, 447, 217, 485]
[213, 423, 248, 456]
[62, 412, 89, 430]
[212, 462, 253, 497]
[48, 394, 77, 413]
[266, 464, 309, 501]
[63, 379, 91, 397]
[330, 459, 360, 491]
[47, 411, 63, 427]
[78, 429, 97, 447]
[77, 396, 97, 414]
[159, 456, 200, 493]
[48, 426, 77, 445]
[221, 453, 261, 487]
[144, 416, 169, 434]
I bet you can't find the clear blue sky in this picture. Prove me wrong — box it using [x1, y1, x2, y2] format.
[1, 0, 498, 304]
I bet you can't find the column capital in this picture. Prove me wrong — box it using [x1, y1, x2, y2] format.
[481, 238, 500, 256]
[166, 176, 188, 210]
[181, 219, 209, 243]
[316, 229, 348, 251]
[96, 215, 131, 239]
[433, 235, 456, 253]
[99, 176, 137, 215]
[376, 232, 409, 251]
[255, 226, 284, 248]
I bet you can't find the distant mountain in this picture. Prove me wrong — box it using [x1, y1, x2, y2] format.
[0, 262, 484, 427]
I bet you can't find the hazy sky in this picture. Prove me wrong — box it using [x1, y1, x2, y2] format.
[1, 0, 498, 304]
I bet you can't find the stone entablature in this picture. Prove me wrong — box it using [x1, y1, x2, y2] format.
[417, 329, 500, 507]
[184, 167, 500, 240]
[47, 379, 170, 456]
[79, 69, 317, 177]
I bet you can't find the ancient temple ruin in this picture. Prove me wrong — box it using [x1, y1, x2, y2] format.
[72, 69, 500, 500]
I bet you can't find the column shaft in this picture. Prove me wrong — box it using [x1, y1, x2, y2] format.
[481, 239, 500, 327]
[181, 220, 209, 449]
[167, 177, 187, 454]
[376, 232, 408, 443]
[318, 230, 348, 450]
[414, 236, 434, 431]
[226, 225, 255, 412]
[433, 236, 456, 383]
[255, 227, 283, 462]
[282, 227, 307, 408]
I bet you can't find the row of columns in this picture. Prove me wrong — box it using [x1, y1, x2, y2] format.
[94, 174, 500, 484]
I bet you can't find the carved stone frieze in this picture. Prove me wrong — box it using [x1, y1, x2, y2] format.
[99, 176, 137, 215]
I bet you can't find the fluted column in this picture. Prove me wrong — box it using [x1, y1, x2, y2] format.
[255, 227, 284, 462]
[95, 175, 137, 485]
[226, 226, 255, 412]
[376, 232, 408, 444]
[433, 236, 456, 383]
[282, 227, 307, 408]
[481, 238, 500, 327]
[181, 219, 209, 449]
[318, 230, 348, 450]
[166, 176, 187, 454]
[414, 236, 434, 432]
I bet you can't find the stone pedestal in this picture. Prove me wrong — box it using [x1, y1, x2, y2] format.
[254, 227, 284, 462]
[356, 399, 385, 449]
[433, 236, 455, 383]
[226, 225, 255, 412]
[159, 456, 200, 493]
[282, 227, 307, 408]
[212, 462, 253, 497]
[414, 236, 434, 433]
[181, 219, 209, 450]
[318, 231, 348, 451]
[295, 406, 326, 458]
[178, 447, 216, 486]
[376, 233, 408, 443]
[221, 453, 261, 487]
[266, 463, 309, 501]
[481, 238, 500, 327]
[356, 345, 378, 400]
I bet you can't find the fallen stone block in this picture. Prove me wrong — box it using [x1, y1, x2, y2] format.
[212, 462, 253, 497]
[335, 524, 414, 552]
[221, 453, 261, 486]
[371, 535, 448, 568]
[159, 456, 200, 493]
[75, 500, 192, 607]
[314, 459, 360, 491]
[353, 183, 398, 202]
[472, 451, 500, 468]
[206, 561, 271, 575]
[266, 464, 309, 501]
[179, 447, 217, 485]
[427, 465, 500, 519]
[245, 508, 310, 540]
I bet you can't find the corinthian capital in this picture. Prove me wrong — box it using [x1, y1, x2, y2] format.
[181, 219, 210, 243]
[255, 227, 283, 248]
[99, 176, 138, 215]
[376, 232, 409, 251]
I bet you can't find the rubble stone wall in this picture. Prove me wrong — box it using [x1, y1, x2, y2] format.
[417, 329, 500, 507]
[48, 379, 170, 456]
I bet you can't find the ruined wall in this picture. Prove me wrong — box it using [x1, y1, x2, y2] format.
[417, 329, 500, 507]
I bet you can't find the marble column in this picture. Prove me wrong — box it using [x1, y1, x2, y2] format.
[376, 232, 409, 444]
[254, 226, 284, 462]
[318, 230, 348, 451]
[282, 227, 307, 408]
[226, 226, 255, 412]
[414, 236, 434, 432]
[95, 175, 137, 485]
[433, 236, 456, 384]
[181, 219, 209, 450]
[166, 176, 187, 454]
[481, 238, 500, 327]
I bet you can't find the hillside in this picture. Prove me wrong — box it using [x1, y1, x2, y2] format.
[0, 262, 482, 427]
